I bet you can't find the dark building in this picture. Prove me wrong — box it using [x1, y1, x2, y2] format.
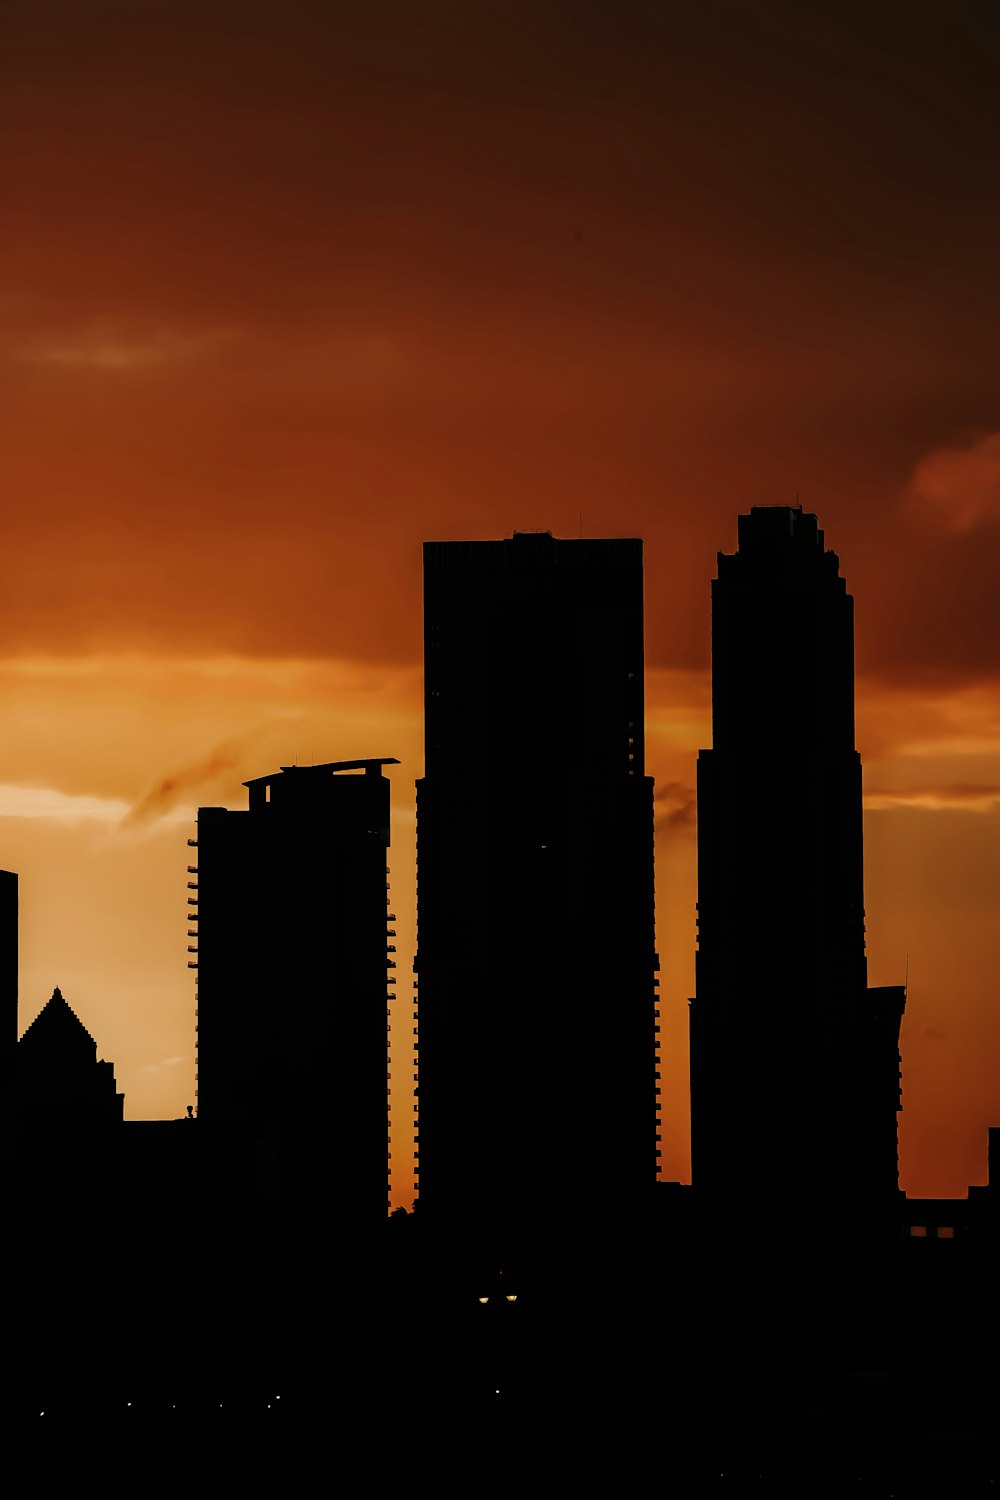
[17, 985, 124, 1136]
[690, 506, 905, 1219]
[192, 759, 398, 1226]
[2, 869, 15, 1139]
[415, 532, 658, 1253]
[2, 869, 14, 1037]
[12, 986, 127, 1403]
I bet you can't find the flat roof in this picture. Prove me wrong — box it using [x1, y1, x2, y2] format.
[244, 758, 399, 789]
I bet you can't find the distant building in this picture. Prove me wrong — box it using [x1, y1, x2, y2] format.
[17, 985, 124, 1134]
[2, 870, 15, 1136]
[690, 507, 905, 1216]
[192, 759, 398, 1224]
[415, 533, 659, 1251]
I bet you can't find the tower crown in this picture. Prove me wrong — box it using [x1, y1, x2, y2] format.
[19, 986, 97, 1059]
[737, 505, 823, 553]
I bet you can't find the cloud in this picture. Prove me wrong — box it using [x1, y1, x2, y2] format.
[857, 677, 1000, 758]
[122, 741, 246, 827]
[911, 431, 1000, 532]
[17, 324, 238, 372]
[864, 784, 1000, 813]
[654, 781, 696, 831]
[0, 782, 132, 823]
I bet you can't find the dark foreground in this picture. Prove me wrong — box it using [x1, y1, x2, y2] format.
[6, 1348, 1000, 1497]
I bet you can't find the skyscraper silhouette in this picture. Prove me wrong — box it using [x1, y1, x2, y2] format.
[2, 869, 15, 1136]
[690, 507, 904, 1219]
[415, 532, 658, 1254]
[193, 759, 398, 1224]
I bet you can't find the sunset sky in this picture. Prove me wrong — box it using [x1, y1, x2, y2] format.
[3, 0, 1000, 1205]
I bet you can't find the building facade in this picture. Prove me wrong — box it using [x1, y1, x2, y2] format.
[690, 507, 904, 1217]
[2, 869, 15, 1142]
[192, 759, 398, 1224]
[415, 532, 659, 1252]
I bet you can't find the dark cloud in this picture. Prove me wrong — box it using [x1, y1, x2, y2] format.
[654, 782, 696, 832]
[2, 2, 1000, 682]
[122, 742, 245, 827]
[911, 431, 1000, 533]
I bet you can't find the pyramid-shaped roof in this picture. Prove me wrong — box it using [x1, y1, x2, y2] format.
[18, 987, 98, 1065]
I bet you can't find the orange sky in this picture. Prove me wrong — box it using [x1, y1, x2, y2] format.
[3, 1, 1000, 1204]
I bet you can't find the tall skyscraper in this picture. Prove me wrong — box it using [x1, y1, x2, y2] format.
[2, 870, 15, 1136]
[192, 758, 398, 1223]
[416, 532, 658, 1252]
[690, 507, 904, 1216]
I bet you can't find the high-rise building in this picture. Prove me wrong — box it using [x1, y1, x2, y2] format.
[2, 870, 15, 1136]
[690, 507, 904, 1215]
[415, 532, 659, 1252]
[192, 759, 398, 1223]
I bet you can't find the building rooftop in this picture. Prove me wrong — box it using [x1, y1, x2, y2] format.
[737, 505, 824, 553]
[19, 986, 96, 1051]
[243, 759, 399, 790]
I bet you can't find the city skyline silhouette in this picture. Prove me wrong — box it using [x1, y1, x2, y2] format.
[5, 3, 1000, 1209]
[7, 508, 1000, 1212]
[8, 510, 1000, 1495]
[6, 4, 1000, 1489]
[6, 512, 994, 1208]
